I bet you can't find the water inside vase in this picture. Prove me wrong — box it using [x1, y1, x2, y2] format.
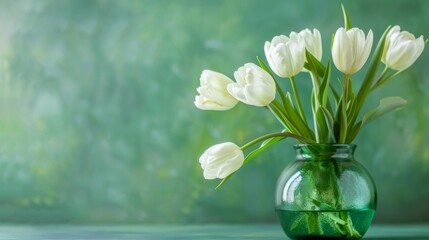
[276, 209, 375, 240]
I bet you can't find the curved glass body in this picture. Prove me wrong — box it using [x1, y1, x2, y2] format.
[275, 144, 377, 240]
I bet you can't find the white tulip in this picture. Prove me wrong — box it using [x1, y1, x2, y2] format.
[194, 70, 239, 111]
[290, 28, 323, 61]
[332, 27, 373, 74]
[227, 63, 276, 107]
[264, 35, 306, 78]
[382, 25, 425, 71]
[199, 142, 244, 180]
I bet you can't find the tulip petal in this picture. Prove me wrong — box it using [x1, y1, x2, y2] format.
[382, 26, 425, 71]
[199, 142, 244, 180]
[229, 63, 276, 106]
[194, 70, 238, 111]
[264, 33, 306, 78]
[332, 27, 373, 74]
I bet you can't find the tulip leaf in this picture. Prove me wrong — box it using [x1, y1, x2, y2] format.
[361, 96, 407, 126]
[305, 50, 326, 78]
[270, 100, 303, 134]
[283, 92, 315, 139]
[341, 4, 352, 30]
[315, 107, 328, 143]
[256, 56, 272, 74]
[320, 106, 336, 143]
[346, 121, 362, 143]
[335, 89, 348, 143]
[247, 137, 285, 165]
[329, 83, 340, 103]
[312, 87, 328, 143]
[268, 103, 290, 130]
[285, 92, 295, 109]
[215, 173, 234, 190]
[319, 60, 331, 107]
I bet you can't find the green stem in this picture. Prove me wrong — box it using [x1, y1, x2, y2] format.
[310, 72, 321, 143]
[290, 76, 308, 125]
[267, 103, 289, 130]
[273, 98, 315, 140]
[240, 132, 314, 151]
[371, 70, 401, 90]
[343, 74, 350, 108]
[274, 79, 290, 114]
[270, 102, 300, 135]
[370, 66, 389, 89]
[310, 71, 321, 87]
[270, 102, 312, 138]
[271, 99, 288, 116]
[329, 161, 361, 238]
[339, 74, 350, 143]
[324, 160, 361, 238]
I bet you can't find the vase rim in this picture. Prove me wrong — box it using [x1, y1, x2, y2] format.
[294, 143, 357, 149]
[294, 144, 356, 160]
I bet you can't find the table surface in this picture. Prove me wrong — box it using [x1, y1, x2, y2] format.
[0, 224, 428, 240]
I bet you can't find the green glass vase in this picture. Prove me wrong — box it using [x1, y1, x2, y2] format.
[275, 144, 377, 240]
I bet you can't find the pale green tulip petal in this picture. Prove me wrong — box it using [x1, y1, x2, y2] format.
[333, 28, 352, 73]
[217, 151, 244, 179]
[343, 28, 357, 73]
[353, 30, 373, 74]
[194, 70, 238, 111]
[385, 41, 411, 69]
[201, 70, 234, 88]
[297, 28, 323, 73]
[382, 26, 425, 71]
[233, 67, 247, 86]
[310, 28, 323, 61]
[194, 95, 235, 111]
[289, 31, 300, 42]
[198, 86, 236, 106]
[227, 83, 247, 103]
[265, 33, 306, 78]
[244, 84, 276, 106]
[229, 63, 276, 106]
[199, 142, 244, 180]
[271, 35, 290, 45]
[278, 42, 294, 76]
[332, 27, 372, 74]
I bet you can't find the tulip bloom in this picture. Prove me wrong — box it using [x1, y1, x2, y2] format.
[290, 28, 323, 61]
[199, 142, 244, 179]
[194, 70, 239, 111]
[332, 27, 373, 74]
[264, 35, 306, 78]
[227, 63, 276, 107]
[382, 25, 425, 71]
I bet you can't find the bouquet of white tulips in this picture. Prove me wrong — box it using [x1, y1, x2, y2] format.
[195, 5, 425, 188]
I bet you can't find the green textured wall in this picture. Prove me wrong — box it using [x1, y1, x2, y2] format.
[0, 0, 428, 223]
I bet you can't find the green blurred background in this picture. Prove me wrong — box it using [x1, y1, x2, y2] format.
[0, 0, 428, 224]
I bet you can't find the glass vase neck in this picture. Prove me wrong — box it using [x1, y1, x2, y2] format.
[294, 144, 356, 161]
